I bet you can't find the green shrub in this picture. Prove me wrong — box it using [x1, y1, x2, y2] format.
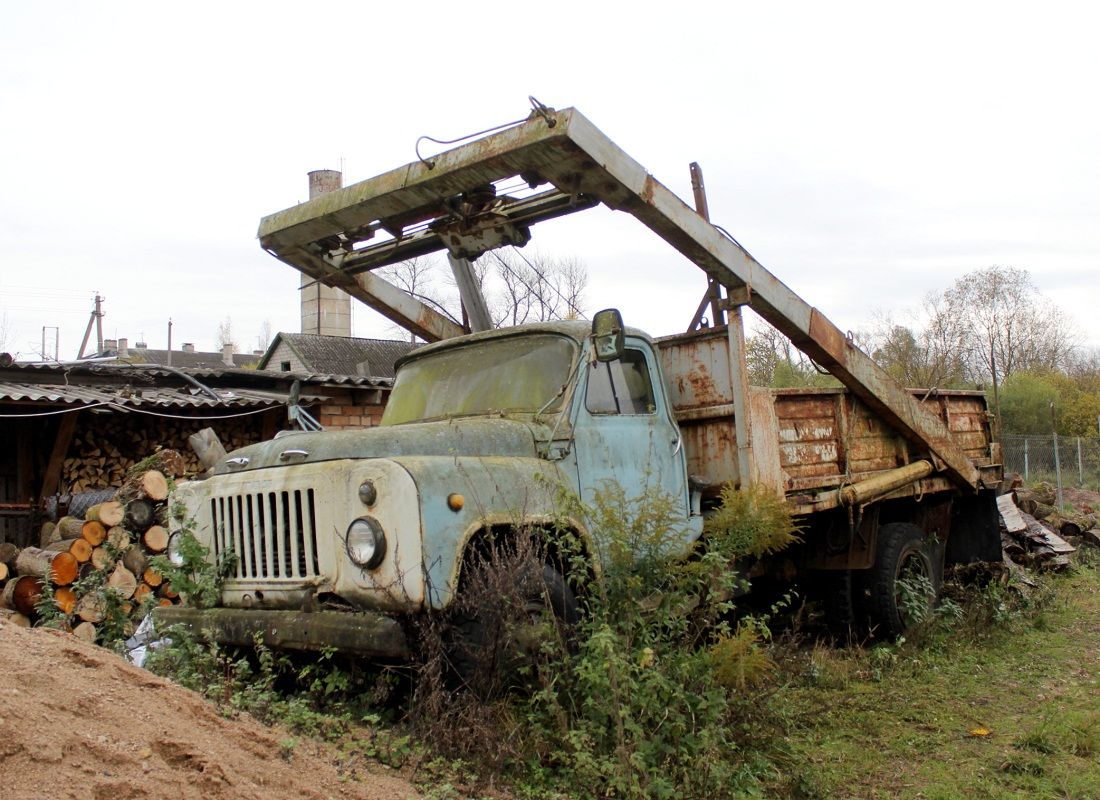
[410, 482, 799, 798]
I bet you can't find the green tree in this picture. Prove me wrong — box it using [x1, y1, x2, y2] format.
[998, 372, 1061, 434]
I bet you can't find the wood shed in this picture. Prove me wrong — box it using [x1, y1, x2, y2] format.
[0, 360, 396, 548]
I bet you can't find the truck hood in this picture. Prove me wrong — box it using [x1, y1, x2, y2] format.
[210, 418, 552, 474]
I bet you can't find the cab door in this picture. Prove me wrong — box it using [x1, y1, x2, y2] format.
[570, 340, 698, 541]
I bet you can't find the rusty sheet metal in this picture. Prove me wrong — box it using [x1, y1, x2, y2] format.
[657, 328, 735, 411]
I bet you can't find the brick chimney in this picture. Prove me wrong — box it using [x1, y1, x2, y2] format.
[118, 338, 129, 358]
[221, 344, 235, 367]
[301, 170, 352, 337]
[182, 343, 195, 353]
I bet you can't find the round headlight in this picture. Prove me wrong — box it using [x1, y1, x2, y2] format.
[346, 517, 386, 569]
[358, 480, 377, 506]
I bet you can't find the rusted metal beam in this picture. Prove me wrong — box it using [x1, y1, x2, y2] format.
[256, 107, 981, 489]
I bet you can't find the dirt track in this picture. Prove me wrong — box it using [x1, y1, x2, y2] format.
[0, 623, 420, 800]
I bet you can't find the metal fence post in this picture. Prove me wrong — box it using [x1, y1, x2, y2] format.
[1024, 437, 1029, 479]
[1079, 437, 1084, 486]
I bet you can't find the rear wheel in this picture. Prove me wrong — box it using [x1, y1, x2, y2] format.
[865, 522, 941, 639]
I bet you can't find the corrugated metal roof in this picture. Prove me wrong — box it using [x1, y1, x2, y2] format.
[6, 362, 393, 389]
[0, 361, 391, 413]
[0, 382, 289, 410]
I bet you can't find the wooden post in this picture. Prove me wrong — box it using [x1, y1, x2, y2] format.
[39, 411, 78, 503]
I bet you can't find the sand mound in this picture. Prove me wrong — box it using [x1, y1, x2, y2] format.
[0, 622, 418, 800]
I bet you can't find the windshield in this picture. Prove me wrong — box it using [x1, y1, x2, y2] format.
[381, 334, 578, 425]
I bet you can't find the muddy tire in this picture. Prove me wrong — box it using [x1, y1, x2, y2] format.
[865, 522, 941, 640]
[446, 563, 577, 697]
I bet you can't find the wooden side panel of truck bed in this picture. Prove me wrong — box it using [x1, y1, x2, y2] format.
[656, 328, 999, 500]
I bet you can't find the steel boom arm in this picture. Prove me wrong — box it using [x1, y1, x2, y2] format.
[257, 107, 981, 489]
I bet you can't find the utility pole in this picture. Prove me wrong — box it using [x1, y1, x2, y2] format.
[77, 294, 105, 359]
[41, 326, 59, 361]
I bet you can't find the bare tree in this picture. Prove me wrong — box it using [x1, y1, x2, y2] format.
[376, 256, 461, 341]
[745, 318, 838, 388]
[215, 316, 237, 350]
[864, 305, 969, 389]
[257, 319, 273, 351]
[376, 248, 588, 340]
[486, 248, 587, 327]
[0, 312, 13, 355]
[934, 265, 1078, 385]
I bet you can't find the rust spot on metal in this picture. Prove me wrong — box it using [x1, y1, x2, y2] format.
[683, 361, 723, 406]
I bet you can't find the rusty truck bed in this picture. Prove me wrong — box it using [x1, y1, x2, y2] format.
[657, 327, 1001, 513]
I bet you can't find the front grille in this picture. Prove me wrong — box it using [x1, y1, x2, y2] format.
[210, 489, 320, 580]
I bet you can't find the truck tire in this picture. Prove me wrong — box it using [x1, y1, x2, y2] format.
[865, 522, 941, 640]
[823, 569, 865, 642]
[446, 563, 578, 696]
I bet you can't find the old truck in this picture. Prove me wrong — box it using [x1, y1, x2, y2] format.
[160, 102, 1003, 655]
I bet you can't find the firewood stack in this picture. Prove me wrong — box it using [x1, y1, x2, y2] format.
[0, 450, 188, 639]
[998, 493, 1079, 571]
[62, 416, 258, 494]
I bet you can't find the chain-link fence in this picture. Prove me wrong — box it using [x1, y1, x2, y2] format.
[1001, 433, 1100, 489]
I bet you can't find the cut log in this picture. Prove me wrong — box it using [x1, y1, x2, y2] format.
[15, 547, 79, 586]
[158, 582, 179, 600]
[143, 525, 169, 553]
[75, 593, 104, 623]
[54, 586, 77, 614]
[130, 449, 186, 480]
[3, 576, 44, 616]
[56, 516, 84, 540]
[125, 499, 157, 533]
[0, 542, 18, 564]
[107, 564, 138, 599]
[81, 520, 107, 547]
[1, 611, 32, 627]
[189, 428, 228, 471]
[157, 597, 174, 608]
[96, 501, 125, 527]
[90, 546, 113, 571]
[107, 525, 130, 549]
[0, 562, 7, 581]
[38, 521, 59, 548]
[133, 583, 153, 604]
[45, 538, 92, 563]
[72, 621, 97, 642]
[138, 470, 169, 502]
[142, 567, 163, 587]
[122, 546, 148, 578]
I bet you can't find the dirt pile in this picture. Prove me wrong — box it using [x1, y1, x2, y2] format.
[0, 622, 420, 800]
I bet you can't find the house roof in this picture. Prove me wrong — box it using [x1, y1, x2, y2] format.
[258, 333, 419, 378]
[91, 346, 262, 370]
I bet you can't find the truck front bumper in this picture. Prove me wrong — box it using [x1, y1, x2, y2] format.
[154, 607, 411, 659]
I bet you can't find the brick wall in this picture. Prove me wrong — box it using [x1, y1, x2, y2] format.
[313, 386, 390, 430]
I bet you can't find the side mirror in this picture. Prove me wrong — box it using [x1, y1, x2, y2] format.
[591, 308, 625, 362]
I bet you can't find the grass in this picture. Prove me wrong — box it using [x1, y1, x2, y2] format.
[764, 558, 1100, 799]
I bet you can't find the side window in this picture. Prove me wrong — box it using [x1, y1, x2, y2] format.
[586, 349, 656, 415]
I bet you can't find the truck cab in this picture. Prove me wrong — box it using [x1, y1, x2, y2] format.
[169, 317, 703, 656]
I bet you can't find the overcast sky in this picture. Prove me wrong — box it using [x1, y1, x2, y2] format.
[2, 2, 1097, 361]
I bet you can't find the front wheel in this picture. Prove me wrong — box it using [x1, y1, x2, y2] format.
[446, 561, 578, 697]
[865, 522, 941, 639]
